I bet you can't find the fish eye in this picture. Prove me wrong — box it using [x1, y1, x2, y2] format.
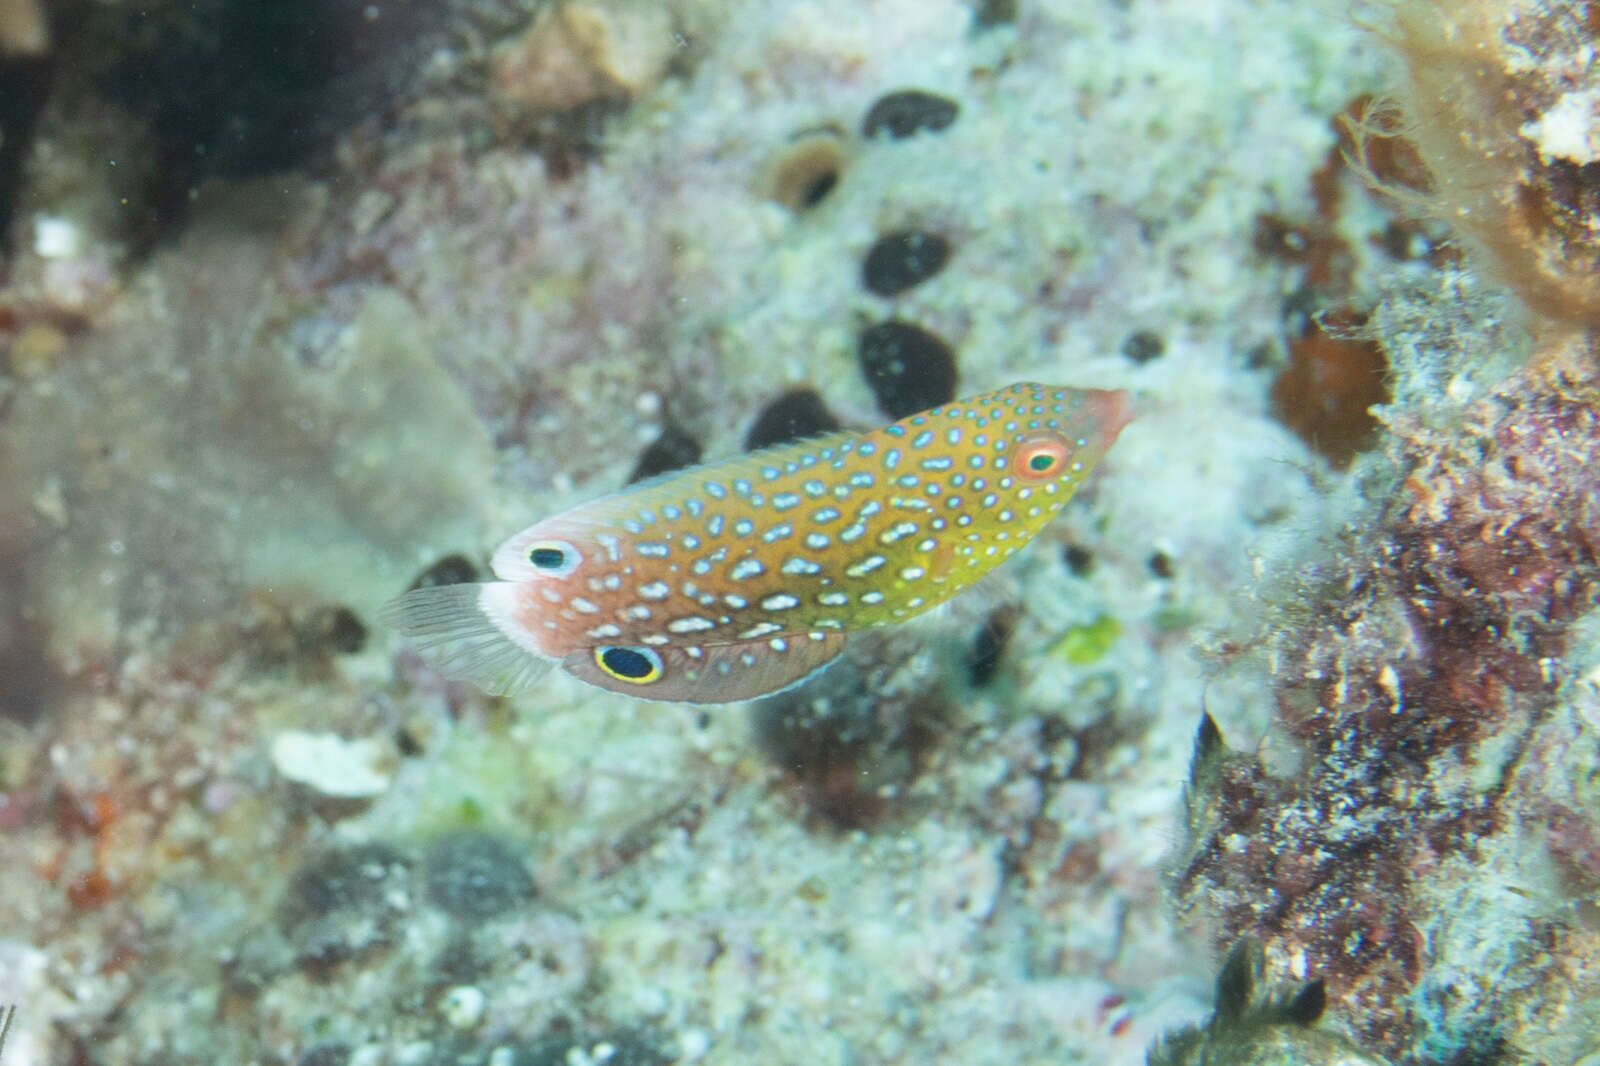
[595, 645, 664, 683]
[1014, 433, 1069, 480]
[526, 540, 581, 576]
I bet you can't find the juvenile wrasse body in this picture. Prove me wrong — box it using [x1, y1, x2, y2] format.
[387, 382, 1132, 703]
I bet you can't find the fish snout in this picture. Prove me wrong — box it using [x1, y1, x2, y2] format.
[1086, 388, 1135, 449]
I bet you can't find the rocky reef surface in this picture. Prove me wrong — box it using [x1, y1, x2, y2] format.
[1, 1, 1596, 1064]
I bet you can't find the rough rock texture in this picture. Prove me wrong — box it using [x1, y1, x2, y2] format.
[23, 0, 1593, 1063]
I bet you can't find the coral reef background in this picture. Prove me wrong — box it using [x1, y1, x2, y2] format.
[1, 0, 1597, 1063]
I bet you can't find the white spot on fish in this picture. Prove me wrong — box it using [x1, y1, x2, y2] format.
[805, 532, 830, 550]
[624, 605, 653, 620]
[845, 555, 887, 578]
[730, 558, 765, 580]
[724, 594, 748, 608]
[740, 621, 782, 638]
[900, 566, 926, 581]
[570, 596, 601, 613]
[668, 616, 716, 633]
[782, 557, 822, 576]
[861, 590, 886, 604]
[769, 637, 788, 652]
[637, 542, 670, 558]
[761, 593, 800, 610]
[587, 623, 622, 639]
[879, 520, 919, 544]
[762, 523, 794, 543]
[840, 522, 867, 543]
[818, 591, 849, 607]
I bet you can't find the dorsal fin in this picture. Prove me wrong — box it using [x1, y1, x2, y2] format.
[539, 431, 859, 534]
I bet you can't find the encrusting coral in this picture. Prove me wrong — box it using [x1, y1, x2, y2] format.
[1350, 0, 1600, 331]
[1176, 2, 1600, 1061]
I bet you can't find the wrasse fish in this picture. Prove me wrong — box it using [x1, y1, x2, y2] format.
[387, 382, 1132, 703]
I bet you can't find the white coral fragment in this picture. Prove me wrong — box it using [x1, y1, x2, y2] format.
[1522, 86, 1600, 165]
[270, 731, 392, 799]
[491, 0, 675, 113]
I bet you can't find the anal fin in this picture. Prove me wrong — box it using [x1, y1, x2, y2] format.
[560, 631, 847, 704]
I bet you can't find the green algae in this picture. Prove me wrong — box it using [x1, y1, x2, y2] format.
[1052, 614, 1121, 664]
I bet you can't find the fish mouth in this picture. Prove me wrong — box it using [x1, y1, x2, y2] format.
[1089, 388, 1135, 447]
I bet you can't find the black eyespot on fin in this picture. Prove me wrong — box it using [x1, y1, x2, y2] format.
[599, 646, 660, 681]
[529, 547, 567, 569]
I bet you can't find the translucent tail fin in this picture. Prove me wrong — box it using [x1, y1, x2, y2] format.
[381, 583, 552, 695]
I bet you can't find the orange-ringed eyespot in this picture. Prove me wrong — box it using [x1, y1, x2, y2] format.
[595, 645, 664, 683]
[1014, 433, 1070, 480]
[526, 539, 581, 576]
